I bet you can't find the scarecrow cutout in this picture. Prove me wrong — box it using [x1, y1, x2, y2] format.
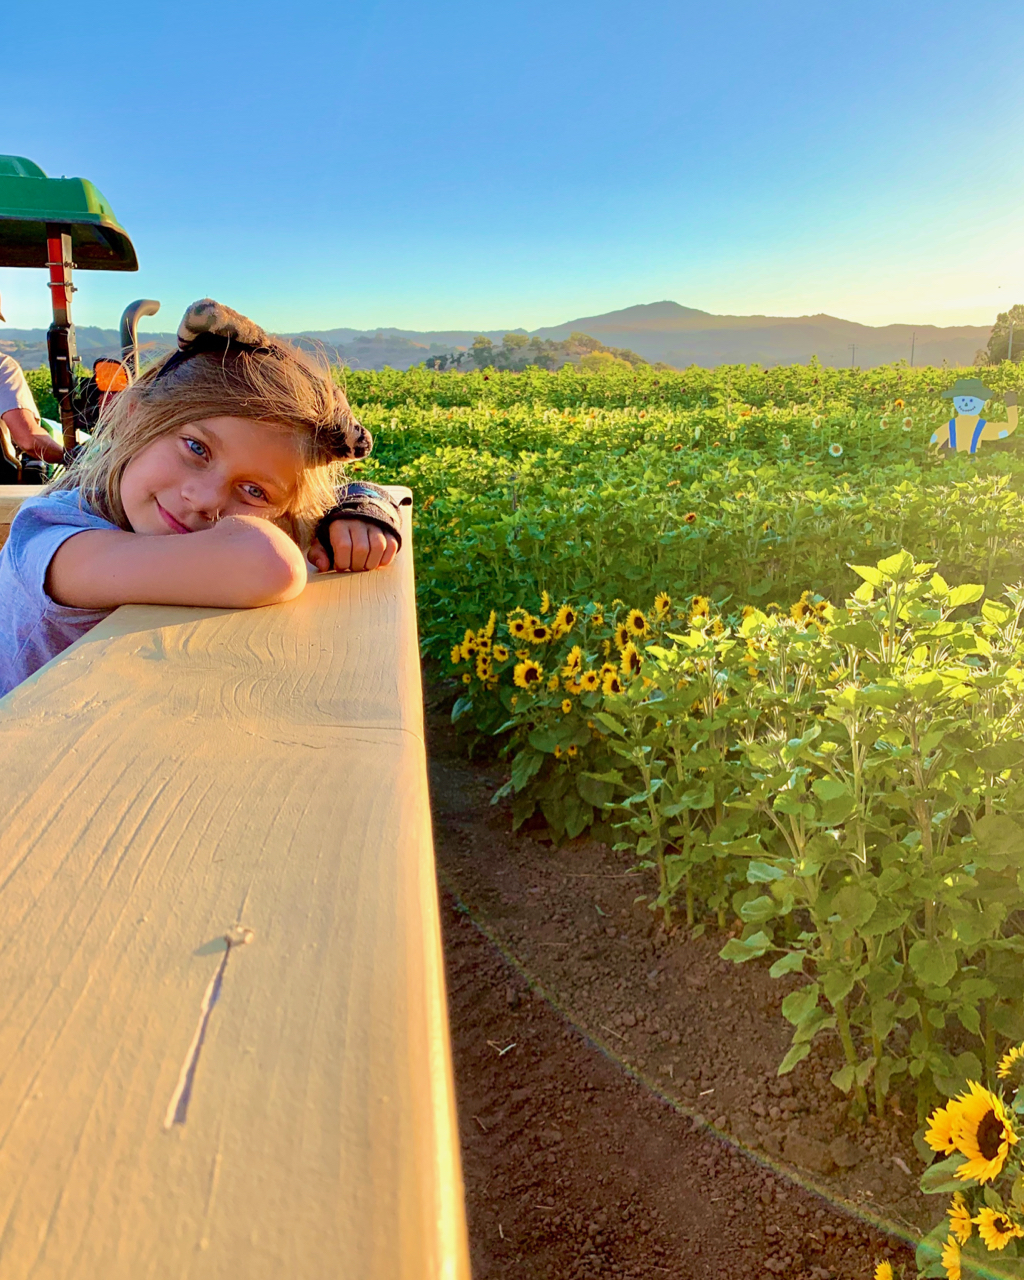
[930, 377, 1018, 454]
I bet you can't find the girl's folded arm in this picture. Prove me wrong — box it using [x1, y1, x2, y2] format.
[46, 515, 308, 610]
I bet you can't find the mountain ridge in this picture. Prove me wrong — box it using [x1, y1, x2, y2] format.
[0, 300, 991, 370]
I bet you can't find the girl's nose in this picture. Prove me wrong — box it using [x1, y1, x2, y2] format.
[181, 476, 231, 523]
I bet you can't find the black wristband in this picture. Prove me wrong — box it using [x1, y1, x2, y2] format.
[315, 482, 407, 567]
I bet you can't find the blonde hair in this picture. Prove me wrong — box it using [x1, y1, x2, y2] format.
[50, 337, 368, 545]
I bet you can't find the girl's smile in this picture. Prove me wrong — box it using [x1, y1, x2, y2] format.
[120, 415, 305, 535]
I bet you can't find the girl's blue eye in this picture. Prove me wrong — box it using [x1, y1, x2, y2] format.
[242, 484, 269, 502]
[185, 438, 206, 458]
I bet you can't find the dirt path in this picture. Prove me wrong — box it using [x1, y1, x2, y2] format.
[431, 712, 919, 1279]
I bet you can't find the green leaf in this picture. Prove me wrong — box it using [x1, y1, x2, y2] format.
[747, 860, 786, 883]
[920, 1154, 970, 1195]
[776, 1043, 811, 1075]
[451, 695, 474, 723]
[831, 1063, 855, 1093]
[822, 967, 857, 1004]
[594, 712, 626, 737]
[831, 885, 878, 929]
[848, 565, 885, 588]
[781, 982, 821, 1026]
[769, 951, 807, 978]
[909, 938, 958, 988]
[876, 549, 916, 579]
[510, 748, 544, 792]
[811, 777, 848, 802]
[740, 895, 778, 924]
[719, 931, 771, 964]
[947, 583, 984, 608]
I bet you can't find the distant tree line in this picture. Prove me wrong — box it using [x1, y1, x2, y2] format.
[424, 330, 663, 373]
[975, 304, 1024, 365]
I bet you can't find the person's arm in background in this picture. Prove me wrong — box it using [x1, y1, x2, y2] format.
[0, 354, 64, 464]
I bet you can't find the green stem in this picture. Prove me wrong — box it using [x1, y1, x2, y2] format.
[834, 998, 868, 1117]
[871, 1031, 885, 1117]
[685, 872, 694, 928]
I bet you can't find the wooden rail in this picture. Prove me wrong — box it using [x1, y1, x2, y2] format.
[0, 486, 470, 1279]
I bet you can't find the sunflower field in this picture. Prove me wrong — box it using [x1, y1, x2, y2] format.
[350, 360, 1024, 1172]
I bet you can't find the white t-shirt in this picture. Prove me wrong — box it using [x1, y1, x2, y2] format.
[0, 353, 40, 419]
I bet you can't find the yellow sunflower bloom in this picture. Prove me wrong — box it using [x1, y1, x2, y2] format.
[476, 634, 492, 652]
[940, 1235, 961, 1280]
[974, 1207, 1024, 1251]
[562, 699, 572, 714]
[711, 618, 724, 636]
[540, 590, 551, 614]
[602, 639, 611, 656]
[613, 624, 631, 651]
[561, 645, 583, 677]
[925, 1103, 958, 1156]
[997, 1044, 1024, 1081]
[873, 1263, 893, 1280]
[626, 608, 648, 637]
[509, 617, 529, 640]
[515, 649, 530, 659]
[951, 1082, 1017, 1182]
[653, 592, 671, 619]
[567, 744, 578, 757]
[580, 670, 600, 692]
[450, 643, 462, 665]
[493, 645, 509, 662]
[948, 1194, 972, 1246]
[547, 674, 560, 691]
[553, 745, 562, 758]
[564, 679, 582, 695]
[475, 655, 492, 681]
[529, 621, 552, 644]
[462, 673, 472, 684]
[620, 643, 641, 678]
[513, 660, 543, 690]
[602, 670, 624, 695]
[591, 613, 604, 627]
[484, 610, 497, 638]
[554, 604, 577, 635]
[691, 595, 710, 618]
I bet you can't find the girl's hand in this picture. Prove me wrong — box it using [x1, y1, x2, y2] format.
[308, 518, 399, 574]
[47, 514, 309, 611]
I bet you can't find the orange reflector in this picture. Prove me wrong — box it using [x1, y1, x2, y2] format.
[94, 359, 129, 393]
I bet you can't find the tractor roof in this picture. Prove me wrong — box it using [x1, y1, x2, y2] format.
[0, 155, 137, 271]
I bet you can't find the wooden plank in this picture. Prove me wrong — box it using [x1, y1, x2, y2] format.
[0, 489, 470, 1280]
[0, 483, 28, 549]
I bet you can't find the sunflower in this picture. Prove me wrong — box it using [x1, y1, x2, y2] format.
[493, 645, 509, 663]
[613, 624, 631, 651]
[812, 416, 822, 429]
[626, 609, 648, 637]
[476, 634, 492, 652]
[940, 1235, 961, 1280]
[513, 660, 543, 690]
[529, 621, 552, 644]
[450, 643, 463, 666]
[998, 1043, 1024, 1082]
[462, 673, 472, 684]
[711, 618, 724, 636]
[509, 617, 529, 640]
[561, 645, 583, 678]
[691, 595, 710, 619]
[475, 654, 492, 681]
[683, 512, 697, 524]
[484, 610, 497, 638]
[653, 592, 671, 620]
[562, 699, 573, 714]
[564, 679, 582, 695]
[567, 744, 578, 758]
[547, 674, 560, 691]
[948, 1194, 972, 1246]
[974, 1207, 1023, 1251]
[894, 398, 905, 408]
[515, 649, 530, 659]
[554, 745, 563, 758]
[874, 1263, 893, 1280]
[620, 643, 641, 678]
[580, 670, 600, 692]
[951, 1081, 1017, 1182]
[554, 605, 577, 636]
[829, 442, 843, 457]
[902, 417, 913, 431]
[602, 670, 624, 695]
[540, 590, 551, 614]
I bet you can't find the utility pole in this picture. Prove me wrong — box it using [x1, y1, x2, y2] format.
[910, 331, 916, 367]
[1009, 321, 1015, 362]
[848, 343, 857, 368]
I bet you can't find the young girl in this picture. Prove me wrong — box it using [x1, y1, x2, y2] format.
[0, 299, 402, 699]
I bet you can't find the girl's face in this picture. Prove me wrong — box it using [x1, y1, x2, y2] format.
[120, 416, 305, 535]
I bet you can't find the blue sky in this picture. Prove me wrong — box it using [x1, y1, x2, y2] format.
[3, 0, 1022, 333]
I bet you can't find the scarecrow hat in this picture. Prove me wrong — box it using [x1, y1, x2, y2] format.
[941, 377, 993, 401]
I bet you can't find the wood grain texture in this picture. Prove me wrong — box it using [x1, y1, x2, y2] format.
[0, 483, 28, 549]
[0, 488, 470, 1280]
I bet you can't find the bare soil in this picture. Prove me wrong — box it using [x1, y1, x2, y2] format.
[430, 706, 923, 1279]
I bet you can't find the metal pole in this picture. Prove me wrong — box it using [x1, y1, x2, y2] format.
[119, 299, 161, 380]
[45, 228, 78, 458]
[1008, 322, 1015, 363]
[910, 331, 916, 367]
